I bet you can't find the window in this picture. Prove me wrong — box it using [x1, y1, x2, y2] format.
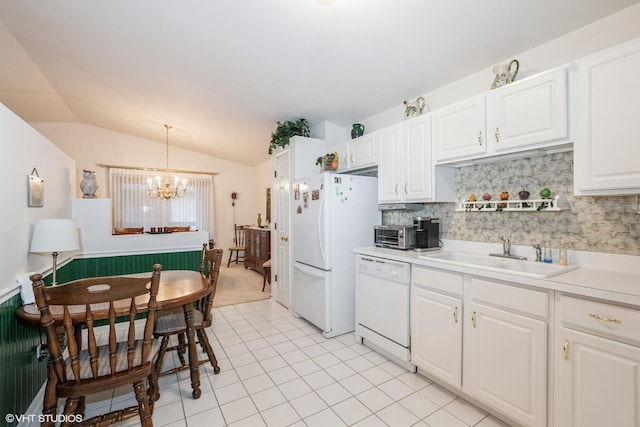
[108, 168, 214, 233]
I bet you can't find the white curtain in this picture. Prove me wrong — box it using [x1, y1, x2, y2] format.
[108, 168, 214, 233]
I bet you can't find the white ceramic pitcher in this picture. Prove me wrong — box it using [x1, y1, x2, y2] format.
[491, 59, 519, 89]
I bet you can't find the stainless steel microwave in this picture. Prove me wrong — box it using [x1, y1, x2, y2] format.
[374, 225, 418, 250]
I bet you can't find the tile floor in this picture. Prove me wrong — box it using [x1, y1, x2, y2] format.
[32, 299, 513, 427]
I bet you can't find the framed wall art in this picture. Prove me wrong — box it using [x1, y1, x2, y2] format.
[28, 168, 44, 207]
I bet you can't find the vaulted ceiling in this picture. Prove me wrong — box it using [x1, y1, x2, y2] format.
[0, 1, 638, 166]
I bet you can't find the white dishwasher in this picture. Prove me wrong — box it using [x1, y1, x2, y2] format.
[355, 255, 414, 371]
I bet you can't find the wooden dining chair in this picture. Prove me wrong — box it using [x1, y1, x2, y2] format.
[227, 224, 246, 267]
[153, 245, 223, 378]
[30, 264, 162, 427]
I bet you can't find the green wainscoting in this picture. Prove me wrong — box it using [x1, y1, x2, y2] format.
[0, 293, 48, 426]
[0, 249, 201, 425]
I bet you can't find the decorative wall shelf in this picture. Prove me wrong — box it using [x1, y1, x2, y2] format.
[456, 195, 570, 212]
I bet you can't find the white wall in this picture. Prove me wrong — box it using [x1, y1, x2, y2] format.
[361, 3, 640, 132]
[253, 159, 272, 226]
[0, 103, 76, 298]
[31, 122, 257, 252]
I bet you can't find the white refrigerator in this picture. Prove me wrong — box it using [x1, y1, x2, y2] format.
[291, 172, 380, 337]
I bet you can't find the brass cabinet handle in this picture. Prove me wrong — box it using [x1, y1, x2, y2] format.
[453, 307, 458, 323]
[589, 313, 622, 324]
[563, 339, 569, 361]
[477, 131, 483, 146]
[495, 127, 499, 142]
[281, 236, 288, 242]
[471, 311, 477, 328]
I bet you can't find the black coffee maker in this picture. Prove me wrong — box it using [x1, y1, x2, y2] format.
[413, 217, 440, 252]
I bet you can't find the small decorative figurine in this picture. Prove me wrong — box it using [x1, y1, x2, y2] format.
[404, 97, 426, 119]
[80, 169, 98, 198]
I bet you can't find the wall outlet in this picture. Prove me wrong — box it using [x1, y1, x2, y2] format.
[36, 342, 48, 362]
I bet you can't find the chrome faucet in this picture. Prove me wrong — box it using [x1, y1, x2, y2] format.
[501, 237, 511, 256]
[533, 244, 542, 262]
[489, 237, 527, 260]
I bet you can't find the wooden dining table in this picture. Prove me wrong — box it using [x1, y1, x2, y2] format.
[16, 269, 211, 420]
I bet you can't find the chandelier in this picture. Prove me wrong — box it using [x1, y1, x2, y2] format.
[148, 124, 187, 200]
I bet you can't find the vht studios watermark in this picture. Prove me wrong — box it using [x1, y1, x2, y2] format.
[5, 413, 83, 424]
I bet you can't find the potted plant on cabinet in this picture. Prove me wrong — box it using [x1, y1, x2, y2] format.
[268, 118, 310, 154]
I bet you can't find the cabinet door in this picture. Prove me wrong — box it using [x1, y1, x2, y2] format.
[555, 327, 640, 427]
[411, 286, 462, 388]
[403, 115, 433, 201]
[377, 125, 402, 203]
[490, 67, 568, 152]
[350, 133, 377, 169]
[245, 229, 256, 268]
[574, 38, 640, 195]
[432, 95, 487, 162]
[465, 302, 547, 427]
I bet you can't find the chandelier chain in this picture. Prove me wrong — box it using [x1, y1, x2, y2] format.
[147, 124, 187, 200]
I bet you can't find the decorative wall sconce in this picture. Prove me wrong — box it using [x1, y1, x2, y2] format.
[28, 168, 44, 207]
[231, 192, 238, 206]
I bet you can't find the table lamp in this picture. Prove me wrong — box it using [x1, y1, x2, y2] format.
[30, 219, 80, 286]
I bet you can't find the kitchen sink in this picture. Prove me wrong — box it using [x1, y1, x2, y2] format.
[419, 251, 579, 278]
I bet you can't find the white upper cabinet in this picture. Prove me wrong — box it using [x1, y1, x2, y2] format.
[403, 115, 434, 201]
[433, 67, 569, 164]
[376, 124, 403, 203]
[573, 38, 640, 195]
[378, 115, 455, 204]
[490, 67, 568, 152]
[432, 95, 487, 162]
[328, 133, 377, 173]
[349, 133, 377, 170]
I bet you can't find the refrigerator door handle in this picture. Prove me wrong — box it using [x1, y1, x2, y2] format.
[318, 191, 326, 265]
[294, 261, 326, 277]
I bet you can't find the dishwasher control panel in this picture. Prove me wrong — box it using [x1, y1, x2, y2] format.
[357, 256, 410, 283]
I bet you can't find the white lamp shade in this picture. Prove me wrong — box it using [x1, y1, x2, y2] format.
[30, 219, 80, 253]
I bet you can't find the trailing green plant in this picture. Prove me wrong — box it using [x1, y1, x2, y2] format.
[268, 118, 310, 154]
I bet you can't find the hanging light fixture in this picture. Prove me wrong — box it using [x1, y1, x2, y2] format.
[148, 124, 187, 200]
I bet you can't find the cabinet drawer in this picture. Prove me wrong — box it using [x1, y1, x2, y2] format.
[412, 267, 463, 296]
[469, 277, 548, 318]
[559, 295, 640, 345]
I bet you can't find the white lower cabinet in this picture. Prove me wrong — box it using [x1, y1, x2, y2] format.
[465, 278, 548, 427]
[465, 301, 547, 427]
[411, 267, 463, 388]
[554, 294, 640, 427]
[411, 268, 549, 427]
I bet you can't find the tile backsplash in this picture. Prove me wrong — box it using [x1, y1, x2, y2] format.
[383, 151, 640, 256]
